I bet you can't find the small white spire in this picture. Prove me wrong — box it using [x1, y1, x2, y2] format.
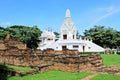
[66, 9, 71, 18]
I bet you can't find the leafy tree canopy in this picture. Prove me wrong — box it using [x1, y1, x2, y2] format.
[84, 25, 120, 48]
[0, 25, 42, 49]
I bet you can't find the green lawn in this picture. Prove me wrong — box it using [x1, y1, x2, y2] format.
[0, 64, 34, 72]
[7, 71, 91, 80]
[91, 74, 120, 80]
[101, 54, 120, 66]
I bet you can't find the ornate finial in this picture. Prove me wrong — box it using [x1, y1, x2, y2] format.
[66, 9, 71, 18]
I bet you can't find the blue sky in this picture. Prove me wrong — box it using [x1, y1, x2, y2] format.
[0, 0, 120, 35]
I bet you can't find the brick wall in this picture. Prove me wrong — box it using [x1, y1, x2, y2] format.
[0, 40, 26, 50]
[0, 40, 103, 72]
[0, 50, 103, 72]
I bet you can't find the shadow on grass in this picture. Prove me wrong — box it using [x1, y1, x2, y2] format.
[0, 64, 10, 80]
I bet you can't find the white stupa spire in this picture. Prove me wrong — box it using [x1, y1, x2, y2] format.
[66, 9, 71, 18]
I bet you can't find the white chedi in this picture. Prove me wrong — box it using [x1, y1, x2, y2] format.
[38, 9, 105, 52]
[61, 9, 77, 35]
[60, 9, 77, 40]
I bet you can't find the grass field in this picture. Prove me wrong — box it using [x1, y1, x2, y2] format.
[101, 54, 120, 66]
[7, 71, 91, 80]
[1, 70, 119, 80]
[91, 73, 120, 80]
[0, 64, 34, 72]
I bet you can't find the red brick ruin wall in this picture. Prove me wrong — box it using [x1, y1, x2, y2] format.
[0, 40, 26, 50]
[0, 40, 103, 72]
[0, 50, 103, 72]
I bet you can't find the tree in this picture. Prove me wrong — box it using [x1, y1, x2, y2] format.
[76, 31, 82, 39]
[54, 32, 59, 38]
[23, 26, 42, 49]
[84, 25, 120, 48]
[102, 28, 117, 48]
[84, 25, 105, 47]
[114, 31, 120, 48]
[5, 25, 42, 49]
[0, 26, 7, 39]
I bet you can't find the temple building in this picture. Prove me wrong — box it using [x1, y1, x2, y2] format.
[37, 9, 105, 52]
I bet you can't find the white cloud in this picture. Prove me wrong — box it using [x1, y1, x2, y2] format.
[91, 6, 120, 26]
[98, 6, 115, 13]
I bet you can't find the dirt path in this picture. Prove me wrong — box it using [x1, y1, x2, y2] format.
[81, 73, 98, 80]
